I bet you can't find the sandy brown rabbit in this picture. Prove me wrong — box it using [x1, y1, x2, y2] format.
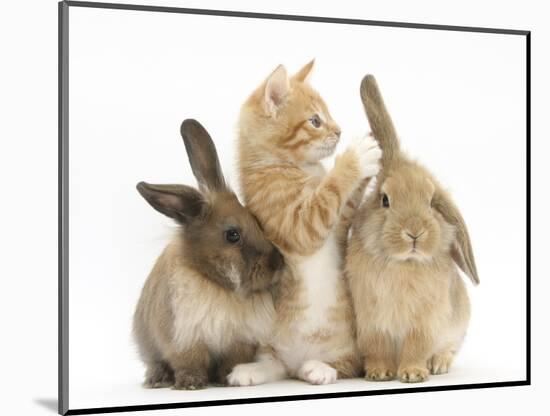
[346, 75, 479, 383]
[133, 119, 284, 390]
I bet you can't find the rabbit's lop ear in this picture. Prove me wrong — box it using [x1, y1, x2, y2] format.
[360, 75, 400, 166]
[180, 119, 227, 192]
[137, 182, 206, 224]
[433, 192, 480, 285]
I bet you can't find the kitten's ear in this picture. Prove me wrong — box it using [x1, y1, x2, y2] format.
[292, 59, 315, 83]
[264, 65, 290, 116]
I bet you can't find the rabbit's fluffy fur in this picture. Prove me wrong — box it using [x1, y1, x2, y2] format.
[133, 120, 283, 389]
[345, 75, 479, 383]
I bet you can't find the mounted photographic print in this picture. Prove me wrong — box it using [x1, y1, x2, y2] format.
[59, 1, 531, 414]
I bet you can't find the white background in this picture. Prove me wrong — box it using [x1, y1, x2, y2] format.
[0, 0, 547, 415]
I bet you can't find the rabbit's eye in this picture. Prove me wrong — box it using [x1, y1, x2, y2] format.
[382, 194, 390, 208]
[225, 229, 241, 244]
[309, 114, 321, 128]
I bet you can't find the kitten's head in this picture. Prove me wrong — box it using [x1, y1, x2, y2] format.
[239, 60, 341, 164]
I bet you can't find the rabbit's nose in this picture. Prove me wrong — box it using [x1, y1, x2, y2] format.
[268, 248, 284, 271]
[404, 230, 425, 242]
[406, 232, 423, 240]
[404, 217, 424, 237]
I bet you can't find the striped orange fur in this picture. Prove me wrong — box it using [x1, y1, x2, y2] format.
[228, 61, 381, 386]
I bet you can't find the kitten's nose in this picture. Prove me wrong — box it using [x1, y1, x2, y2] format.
[334, 129, 341, 138]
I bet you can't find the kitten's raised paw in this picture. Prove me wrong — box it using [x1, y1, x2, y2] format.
[227, 362, 267, 386]
[398, 366, 429, 383]
[297, 360, 338, 385]
[348, 134, 382, 179]
[428, 352, 454, 375]
[365, 366, 395, 381]
[173, 370, 208, 390]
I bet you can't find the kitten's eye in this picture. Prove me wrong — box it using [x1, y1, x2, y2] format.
[382, 194, 390, 208]
[309, 114, 321, 128]
[225, 229, 241, 244]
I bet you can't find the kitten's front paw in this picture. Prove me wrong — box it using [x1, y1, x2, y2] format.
[227, 363, 267, 386]
[348, 133, 382, 179]
[297, 360, 338, 385]
[397, 366, 429, 383]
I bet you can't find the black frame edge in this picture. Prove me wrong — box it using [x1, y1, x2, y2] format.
[525, 31, 531, 385]
[66, 380, 530, 415]
[64, 0, 529, 35]
[59, 1, 70, 415]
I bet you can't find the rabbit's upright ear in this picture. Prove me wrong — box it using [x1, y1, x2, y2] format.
[433, 192, 480, 285]
[360, 75, 400, 167]
[137, 182, 207, 224]
[180, 119, 227, 192]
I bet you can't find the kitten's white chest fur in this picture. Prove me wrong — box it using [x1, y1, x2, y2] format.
[274, 162, 344, 371]
[297, 231, 341, 332]
[277, 231, 342, 372]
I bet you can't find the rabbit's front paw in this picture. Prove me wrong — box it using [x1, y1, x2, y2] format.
[173, 369, 208, 390]
[365, 365, 395, 381]
[348, 133, 382, 179]
[428, 351, 454, 375]
[143, 362, 174, 388]
[398, 366, 429, 383]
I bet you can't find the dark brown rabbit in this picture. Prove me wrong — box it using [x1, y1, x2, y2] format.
[133, 119, 283, 390]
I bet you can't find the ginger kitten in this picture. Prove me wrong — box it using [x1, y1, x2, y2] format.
[227, 60, 381, 385]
